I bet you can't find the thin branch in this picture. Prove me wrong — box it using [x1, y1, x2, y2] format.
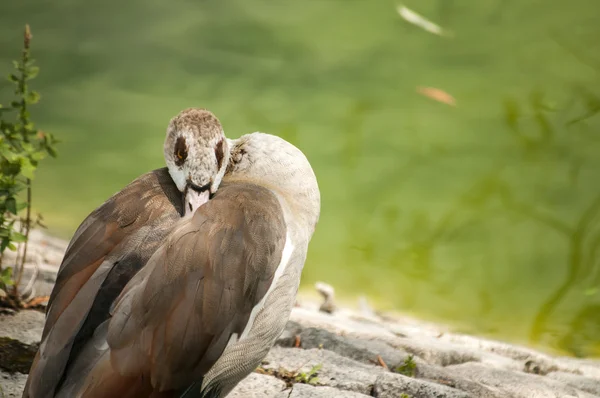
[549, 30, 600, 73]
[530, 194, 600, 342]
[13, 179, 31, 295]
[574, 193, 600, 240]
[497, 186, 572, 236]
[13, 220, 25, 281]
[584, 229, 600, 278]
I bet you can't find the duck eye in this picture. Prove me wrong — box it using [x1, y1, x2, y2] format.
[174, 136, 188, 167]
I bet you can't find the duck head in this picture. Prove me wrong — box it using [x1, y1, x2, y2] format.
[164, 108, 230, 217]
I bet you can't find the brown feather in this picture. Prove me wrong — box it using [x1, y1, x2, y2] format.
[23, 168, 183, 398]
[79, 181, 286, 395]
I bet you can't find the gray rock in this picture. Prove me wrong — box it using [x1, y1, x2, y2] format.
[276, 321, 304, 347]
[291, 327, 409, 369]
[263, 347, 381, 395]
[553, 357, 600, 379]
[0, 371, 28, 398]
[372, 371, 473, 398]
[276, 383, 371, 397]
[547, 371, 600, 396]
[392, 337, 481, 367]
[408, 361, 507, 398]
[289, 307, 397, 340]
[448, 362, 598, 398]
[229, 373, 286, 398]
[0, 308, 44, 396]
[17, 263, 57, 298]
[0, 310, 44, 345]
[0, 336, 38, 374]
[315, 281, 336, 314]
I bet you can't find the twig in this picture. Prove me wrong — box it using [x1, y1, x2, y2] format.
[14, 179, 32, 294]
[377, 355, 389, 370]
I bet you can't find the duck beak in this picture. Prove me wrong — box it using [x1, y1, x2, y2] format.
[183, 183, 210, 217]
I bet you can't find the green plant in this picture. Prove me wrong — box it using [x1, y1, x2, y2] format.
[0, 24, 58, 301]
[395, 355, 417, 377]
[255, 363, 323, 387]
[294, 363, 322, 385]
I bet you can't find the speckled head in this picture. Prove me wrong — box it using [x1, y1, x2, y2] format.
[164, 108, 230, 216]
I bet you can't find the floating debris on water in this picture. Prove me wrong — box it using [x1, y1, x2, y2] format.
[417, 86, 457, 106]
[396, 5, 453, 37]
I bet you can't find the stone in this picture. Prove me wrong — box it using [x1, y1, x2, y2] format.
[409, 362, 510, 398]
[276, 383, 371, 397]
[546, 371, 600, 396]
[315, 281, 336, 314]
[288, 326, 408, 369]
[0, 371, 28, 398]
[263, 347, 381, 395]
[0, 337, 37, 374]
[289, 307, 397, 340]
[372, 371, 473, 398]
[229, 373, 286, 398]
[0, 310, 44, 345]
[9, 260, 59, 300]
[391, 336, 481, 367]
[447, 362, 598, 398]
[276, 321, 304, 347]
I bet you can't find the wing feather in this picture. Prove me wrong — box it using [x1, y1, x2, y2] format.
[81, 182, 287, 395]
[23, 168, 182, 398]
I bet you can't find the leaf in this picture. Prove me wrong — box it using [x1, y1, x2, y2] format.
[46, 145, 57, 158]
[5, 197, 17, 214]
[310, 364, 322, 373]
[27, 66, 39, 79]
[21, 142, 34, 152]
[19, 157, 35, 179]
[27, 91, 40, 104]
[0, 267, 14, 285]
[30, 151, 45, 161]
[1, 267, 13, 279]
[11, 231, 27, 243]
[7, 73, 19, 83]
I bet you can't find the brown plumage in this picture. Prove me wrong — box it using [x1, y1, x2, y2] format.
[75, 182, 286, 396]
[23, 168, 183, 398]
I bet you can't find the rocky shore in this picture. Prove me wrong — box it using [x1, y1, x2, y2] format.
[1, 231, 600, 397]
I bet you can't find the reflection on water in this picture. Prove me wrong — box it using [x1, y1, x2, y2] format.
[0, 0, 599, 356]
[501, 88, 600, 354]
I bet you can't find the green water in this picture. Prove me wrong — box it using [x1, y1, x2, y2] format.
[1, 0, 599, 357]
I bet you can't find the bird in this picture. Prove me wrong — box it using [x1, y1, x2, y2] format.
[24, 110, 321, 398]
[23, 108, 230, 398]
